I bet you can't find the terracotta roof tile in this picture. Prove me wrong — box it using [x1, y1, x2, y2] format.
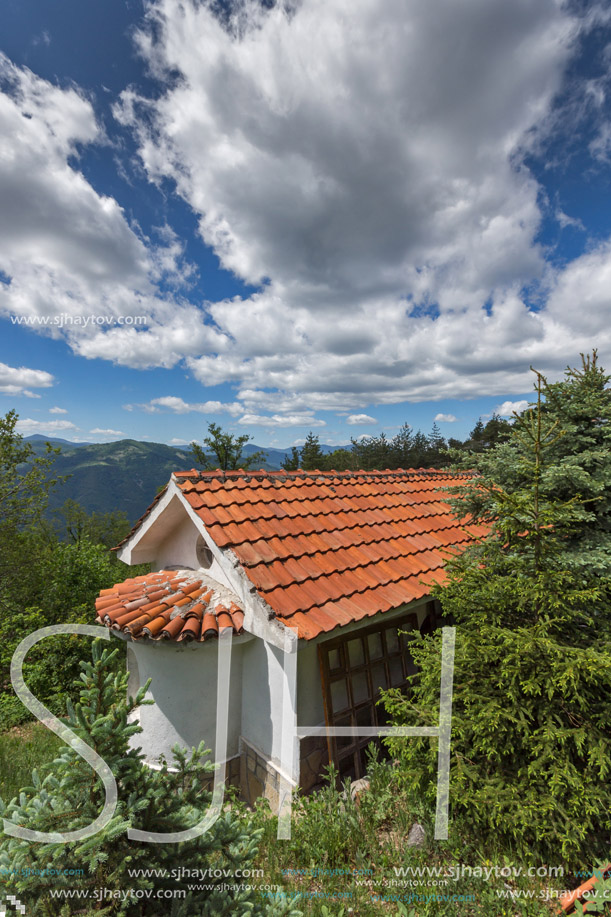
[202, 612, 219, 638]
[95, 570, 246, 644]
[113, 468, 481, 641]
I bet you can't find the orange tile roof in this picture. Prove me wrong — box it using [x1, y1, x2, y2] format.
[95, 569, 245, 642]
[167, 468, 483, 640]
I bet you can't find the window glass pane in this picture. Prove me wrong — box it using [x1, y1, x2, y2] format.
[328, 647, 342, 672]
[389, 656, 404, 686]
[370, 662, 387, 694]
[385, 627, 400, 654]
[351, 670, 370, 705]
[368, 632, 383, 659]
[330, 678, 349, 712]
[347, 638, 365, 668]
[404, 653, 418, 677]
[377, 703, 391, 726]
[340, 756, 357, 781]
[356, 705, 374, 728]
[335, 713, 354, 749]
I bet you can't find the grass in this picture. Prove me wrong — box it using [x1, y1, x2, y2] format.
[0, 726, 592, 916]
[0, 721, 64, 804]
[242, 751, 570, 917]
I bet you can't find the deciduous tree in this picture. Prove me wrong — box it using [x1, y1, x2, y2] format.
[191, 422, 264, 471]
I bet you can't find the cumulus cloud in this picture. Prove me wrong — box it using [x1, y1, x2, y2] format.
[346, 414, 377, 425]
[90, 428, 124, 436]
[496, 400, 530, 416]
[3, 3, 611, 413]
[16, 418, 78, 435]
[237, 412, 326, 427]
[49, 406, 68, 414]
[131, 395, 244, 416]
[0, 54, 207, 368]
[123, 0, 575, 301]
[0, 361, 54, 396]
[109, 0, 611, 406]
[434, 413, 458, 423]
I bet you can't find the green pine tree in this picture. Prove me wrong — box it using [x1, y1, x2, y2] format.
[384, 355, 611, 865]
[281, 447, 301, 471]
[350, 432, 393, 470]
[390, 423, 414, 468]
[0, 640, 302, 916]
[299, 433, 326, 471]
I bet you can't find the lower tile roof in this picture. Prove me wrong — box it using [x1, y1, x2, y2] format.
[95, 569, 245, 642]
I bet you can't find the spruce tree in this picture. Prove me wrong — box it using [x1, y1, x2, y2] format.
[281, 447, 301, 471]
[391, 422, 414, 468]
[0, 640, 301, 916]
[299, 433, 326, 471]
[385, 355, 611, 865]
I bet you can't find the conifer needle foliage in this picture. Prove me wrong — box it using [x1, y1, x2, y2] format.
[0, 640, 302, 917]
[385, 353, 611, 866]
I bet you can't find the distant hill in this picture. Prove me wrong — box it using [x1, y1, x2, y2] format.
[25, 434, 93, 449]
[24, 436, 343, 522]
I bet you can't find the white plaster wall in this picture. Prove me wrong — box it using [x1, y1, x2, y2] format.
[241, 637, 300, 780]
[127, 600, 432, 778]
[128, 639, 243, 766]
[240, 638, 275, 761]
[154, 514, 199, 570]
[154, 514, 233, 588]
[239, 601, 431, 780]
[297, 640, 325, 728]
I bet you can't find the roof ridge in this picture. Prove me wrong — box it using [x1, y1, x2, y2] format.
[173, 467, 472, 481]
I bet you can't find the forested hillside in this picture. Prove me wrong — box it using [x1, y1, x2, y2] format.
[24, 414, 512, 523]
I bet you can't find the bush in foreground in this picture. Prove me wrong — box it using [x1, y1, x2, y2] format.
[0, 639, 301, 916]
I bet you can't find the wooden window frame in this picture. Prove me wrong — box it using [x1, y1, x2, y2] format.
[317, 604, 437, 781]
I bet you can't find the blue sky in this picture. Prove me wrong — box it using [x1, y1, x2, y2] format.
[1, 0, 610, 450]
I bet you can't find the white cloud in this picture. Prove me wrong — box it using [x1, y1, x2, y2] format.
[555, 209, 585, 231]
[434, 413, 458, 423]
[496, 400, 530, 417]
[346, 414, 377, 425]
[170, 437, 190, 445]
[3, 5, 611, 414]
[0, 361, 54, 395]
[16, 418, 78, 435]
[90, 428, 124, 436]
[0, 54, 207, 369]
[590, 121, 611, 162]
[237, 412, 326, 428]
[106, 0, 611, 406]
[123, 0, 573, 303]
[49, 406, 68, 414]
[131, 395, 244, 416]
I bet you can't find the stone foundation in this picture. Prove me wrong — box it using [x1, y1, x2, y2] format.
[201, 754, 241, 793]
[240, 739, 287, 811]
[238, 734, 329, 810]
